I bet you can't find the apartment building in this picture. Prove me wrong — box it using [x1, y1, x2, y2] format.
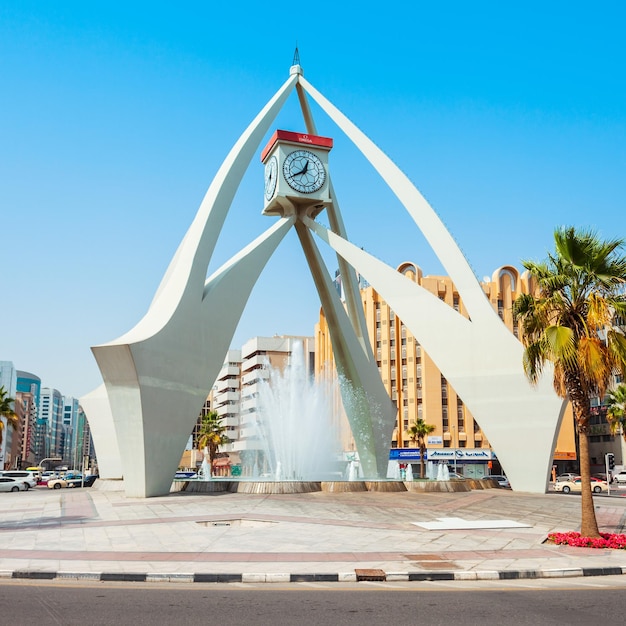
[315, 262, 577, 478]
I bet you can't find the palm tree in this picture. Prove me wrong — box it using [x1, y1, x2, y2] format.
[197, 410, 230, 477]
[513, 226, 626, 538]
[0, 386, 19, 457]
[606, 383, 626, 443]
[406, 418, 436, 478]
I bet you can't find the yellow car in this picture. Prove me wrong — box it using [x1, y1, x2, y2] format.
[554, 477, 608, 494]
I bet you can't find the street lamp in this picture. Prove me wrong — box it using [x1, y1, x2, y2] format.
[451, 425, 457, 473]
[38, 457, 62, 470]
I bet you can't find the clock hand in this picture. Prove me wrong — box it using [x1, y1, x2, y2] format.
[293, 160, 309, 177]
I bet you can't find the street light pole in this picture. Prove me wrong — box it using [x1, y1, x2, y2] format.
[452, 425, 457, 473]
[38, 457, 62, 471]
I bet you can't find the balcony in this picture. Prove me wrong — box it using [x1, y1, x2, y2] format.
[241, 369, 269, 385]
[232, 439, 263, 452]
[238, 425, 261, 439]
[238, 412, 259, 428]
[223, 415, 240, 427]
[219, 391, 240, 403]
[215, 377, 237, 393]
[242, 354, 267, 371]
[218, 365, 240, 379]
[240, 397, 260, 413]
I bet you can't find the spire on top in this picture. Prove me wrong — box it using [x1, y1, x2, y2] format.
[290, 45, 303, 76]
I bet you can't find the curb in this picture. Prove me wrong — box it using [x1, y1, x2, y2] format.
[1, 566, 625, 584]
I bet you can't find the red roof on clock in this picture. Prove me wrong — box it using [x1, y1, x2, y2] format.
[261, 130, 333, 162]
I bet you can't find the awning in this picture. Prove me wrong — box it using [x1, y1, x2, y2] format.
[212, 458, 232, 467]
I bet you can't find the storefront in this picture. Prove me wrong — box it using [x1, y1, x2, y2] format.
[389, 448, 494, 478]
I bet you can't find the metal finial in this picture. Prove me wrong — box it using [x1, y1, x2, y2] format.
[290, 45, 303, 76]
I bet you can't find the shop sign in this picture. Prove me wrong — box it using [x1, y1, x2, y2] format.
[389, 448, 421, 461]
[427, 436, 443, 445]
[427, 449, 493, 461]
[390, 448, 493, 461]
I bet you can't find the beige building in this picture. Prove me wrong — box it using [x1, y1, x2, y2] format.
[316, 263, 576, 478]
[180, 336, 317, 476]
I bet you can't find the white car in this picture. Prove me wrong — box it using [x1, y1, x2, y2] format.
[554, 477, 608, 494]
[0, 477, 29, 492]
[612, 471, 626, 484]
[482, 475, 510, 488]
[0, 471, 38, 490]
[555, 473, 578, 482]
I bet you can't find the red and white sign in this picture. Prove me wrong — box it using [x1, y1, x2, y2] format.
[261, 129, 333, 162]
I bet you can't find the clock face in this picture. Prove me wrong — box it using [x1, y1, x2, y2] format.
[264, 156, 278, 201]
[282, 149, 326, 194]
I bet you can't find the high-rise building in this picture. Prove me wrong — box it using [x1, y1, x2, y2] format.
[316, 263, 577, 478]
[14, 390, 37, 468]
[213, 349, 242, 446]
[71, 405, 94, 473]
[61, 397, 80, 464]
[38, 388, 64, 460]
[0, 361, 18, 469]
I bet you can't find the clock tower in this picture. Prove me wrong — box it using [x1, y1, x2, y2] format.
[261, 129, 333, 218]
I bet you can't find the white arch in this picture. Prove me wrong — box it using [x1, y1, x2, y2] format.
[83, 67, 566, 496]
[302, 216, 566, 492]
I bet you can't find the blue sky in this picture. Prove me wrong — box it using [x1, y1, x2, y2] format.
[1, 2, 625, 398]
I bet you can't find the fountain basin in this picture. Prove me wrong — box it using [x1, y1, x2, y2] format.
[175, 479, 485, 494]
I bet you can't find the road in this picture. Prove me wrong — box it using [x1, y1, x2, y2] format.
[1, 577, 626, 625]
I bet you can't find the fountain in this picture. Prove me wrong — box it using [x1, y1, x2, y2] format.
[405, 463, 413, 482]
[253, 341, 342, 481]
[387, 460, 401, 479]
[186, 341, 467, 494]
[199, 452, 211, 480]
[346, 460, 360, 481]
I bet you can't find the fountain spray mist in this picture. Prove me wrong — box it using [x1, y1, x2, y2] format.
[256, 341, 342, 480]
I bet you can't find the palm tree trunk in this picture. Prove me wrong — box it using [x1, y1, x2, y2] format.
[577, 430, 601, 538]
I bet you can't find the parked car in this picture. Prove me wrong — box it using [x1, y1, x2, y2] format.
[613, 471, 626, 484]
[38, 471, 59, 485]
[448, 472, 465, 480]
[25, 467, 42, 482]
[556, 473, 578, 482]
[47, 474, 98, 489]
[554, 477, 608, 494]
[0, 471, 38, 490]
[482, 474, 510, 488]
[0, 477, 29, 492]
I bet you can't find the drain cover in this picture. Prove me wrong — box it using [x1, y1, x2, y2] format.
[355, 569, 386, 582]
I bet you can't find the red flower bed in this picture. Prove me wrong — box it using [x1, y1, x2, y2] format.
[547, 531, 626, 549]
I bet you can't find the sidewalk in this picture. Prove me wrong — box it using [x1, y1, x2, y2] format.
[1, 485, 625, 583]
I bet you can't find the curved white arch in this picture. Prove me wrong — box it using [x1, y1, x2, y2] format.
[85, 67, 567, 496]
[302, 216, 566, 492]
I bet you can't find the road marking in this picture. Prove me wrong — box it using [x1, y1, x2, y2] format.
[413, 517, 531, 530]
